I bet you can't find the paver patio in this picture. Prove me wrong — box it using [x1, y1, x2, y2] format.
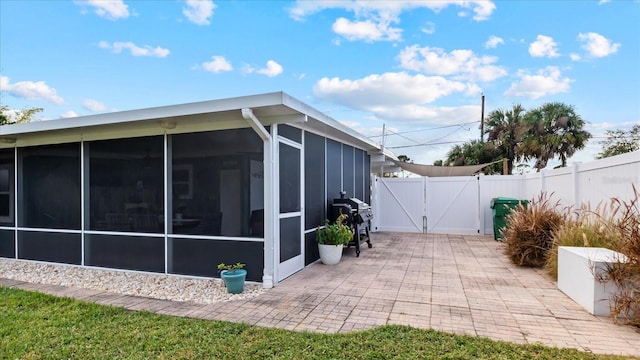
[2, 232, 639, 356]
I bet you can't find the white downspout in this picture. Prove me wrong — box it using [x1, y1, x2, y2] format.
[241, 108, 274, 289]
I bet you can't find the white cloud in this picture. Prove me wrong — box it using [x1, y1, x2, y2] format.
[598, 0, 611, 4]
[61, 110, 79, 118]
[255, 60, 283, 77]
[528, 35, 559, 58]
[577, 32, 620, 58]
[83, 99, 107, 112]
[290, 1, 495, 22]
[373, 104, 481, 126]
[421, 21, 435, 35]
[398, 45, 507, 82]
[289, 1, 495, 42]
[0, 76, 64, 104]
[504, 66, 572, 99]
[75, 0, 129, 20]
[99, 41, 170, 58]
[183, 0, 216, 26]
[484, 35, 504, 49]
[201, 56, 233, 73]
[332, 17, 402, 42]
[313, 72, 478, 112]
[570, 53, 581, 61]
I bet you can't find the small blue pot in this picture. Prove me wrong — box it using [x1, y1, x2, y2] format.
[221, 269, 247, 294]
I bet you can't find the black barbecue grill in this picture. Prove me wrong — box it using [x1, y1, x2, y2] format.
[330, 192, 373, 257]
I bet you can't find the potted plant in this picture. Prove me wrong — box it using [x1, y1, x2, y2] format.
[316, 214, 353, 265]
[217, 262, 247, 294]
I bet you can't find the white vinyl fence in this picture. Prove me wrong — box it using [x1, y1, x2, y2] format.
[372, 150, 640, 235]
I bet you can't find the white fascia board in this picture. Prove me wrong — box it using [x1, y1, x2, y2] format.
[0, 90, 388, 159]
[0, 92, 289, 137]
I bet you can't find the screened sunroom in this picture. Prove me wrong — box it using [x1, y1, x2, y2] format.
[0, 92, 389, 288]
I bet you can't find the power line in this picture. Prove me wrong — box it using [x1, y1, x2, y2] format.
[382, 122, 475, 150]
[386, 140, 467, 150]
[368, 121, 480, 138]
[384, 128, 423, 145]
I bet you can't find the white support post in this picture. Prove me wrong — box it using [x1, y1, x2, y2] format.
[262, 138, 275, 288]
[241, 108, 274, 288]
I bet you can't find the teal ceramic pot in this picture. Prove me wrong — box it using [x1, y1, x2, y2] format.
[221, 269, 247, 294]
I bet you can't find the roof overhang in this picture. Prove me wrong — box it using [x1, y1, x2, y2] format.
[0, 92, 396, 160]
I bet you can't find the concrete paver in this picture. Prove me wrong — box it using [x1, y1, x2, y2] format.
[2, 232, 639, 356]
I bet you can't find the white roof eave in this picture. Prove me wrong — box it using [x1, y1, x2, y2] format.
[0, 92, 289, 137]
[0, 91, 387, 156]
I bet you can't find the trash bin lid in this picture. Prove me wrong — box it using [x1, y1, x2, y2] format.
[495, 197, 520, 203]
[490, 197, 522, 208]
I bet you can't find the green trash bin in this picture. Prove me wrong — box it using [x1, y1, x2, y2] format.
[490, 197, 529, 241]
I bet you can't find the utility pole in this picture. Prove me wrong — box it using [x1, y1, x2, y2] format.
[380, 124, 386, 177]
[480, 93, 485, 143]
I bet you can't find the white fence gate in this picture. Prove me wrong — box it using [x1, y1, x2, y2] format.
[372, 175, 523, 234]
[371, 150, 640, 235]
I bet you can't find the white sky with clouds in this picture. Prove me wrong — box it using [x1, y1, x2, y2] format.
[1, 0, 638, 169]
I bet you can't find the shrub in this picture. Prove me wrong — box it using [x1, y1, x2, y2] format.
[604, 185, 640, 326]
[545, 207, 622, 279]
[503, 193, 566, 267]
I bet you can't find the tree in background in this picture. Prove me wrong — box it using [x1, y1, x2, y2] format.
[0, 105, 43, 125]
[447, 102, 590, 174]
[596, 124, 640, 159]
[444, 140, 502, 174]
[521, 102, 591, 171]
[397, 155, 411, 163]
[483, 104, 527, 174]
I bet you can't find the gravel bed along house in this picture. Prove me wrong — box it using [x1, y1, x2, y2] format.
[0, 258, 266, 304]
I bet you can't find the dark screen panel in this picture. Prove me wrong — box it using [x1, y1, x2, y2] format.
[326, 139, 342, 207]
[304, 132, 325, 230]
[279, 143, 300, 213]
[171, 129, 263, 237]
[88, 136, 163, 233]
[19, 143, 81, 229]
[18, 231, 81, 264]
[365, 154, 371, 203]
[169, 238, 263, 281]
[280, 216, 300, 263]
[279, 124, 302, 143]
[342, 145, 354, 198]
[0, 149, 14, 226]
[0, 229, 15, 258]
[85, 234, 164, 273]
[354, 148, 364, 200]
[305, 231, 319, 265]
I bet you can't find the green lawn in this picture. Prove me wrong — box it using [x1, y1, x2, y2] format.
[0, 287, 633, 360]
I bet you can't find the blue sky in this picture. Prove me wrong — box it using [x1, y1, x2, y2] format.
[1, 0, 638, 169]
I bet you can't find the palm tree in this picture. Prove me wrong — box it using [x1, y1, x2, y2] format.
[483, 104, 528, 174]
[444, 140, 502, 174]
[523, 102, 591, 170]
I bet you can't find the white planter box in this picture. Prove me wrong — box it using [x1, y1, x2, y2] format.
[557, 246, 627, 316]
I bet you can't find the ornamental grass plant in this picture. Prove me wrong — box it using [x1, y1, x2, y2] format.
[604, 185, 640, 326]
[545, 206, 622, 279]
[503, 193, 566, 267]
[539, 185, 640, 327]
